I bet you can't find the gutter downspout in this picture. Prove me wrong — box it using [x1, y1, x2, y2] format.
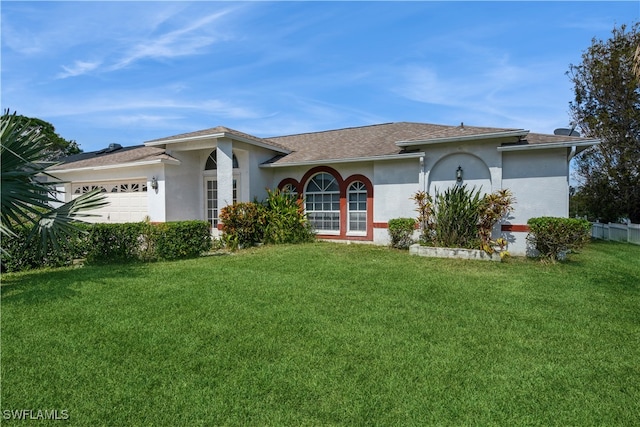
[420, 156, 427, 192]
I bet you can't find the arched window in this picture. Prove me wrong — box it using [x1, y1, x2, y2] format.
[205, 151, 239, 170]
[347, 181, 367, 233]
[281, 183, 298, 198]
[305, 173, 340, 232]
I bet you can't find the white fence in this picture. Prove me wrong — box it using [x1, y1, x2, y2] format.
[591, 222, 640, 245]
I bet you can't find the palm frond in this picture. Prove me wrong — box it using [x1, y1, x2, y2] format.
[30, 189, 108, 252]
[2, 110, 110, 255]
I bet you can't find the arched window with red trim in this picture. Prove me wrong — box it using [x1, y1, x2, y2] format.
[347, 181, 367, 234]
[305, 172, 340, 233]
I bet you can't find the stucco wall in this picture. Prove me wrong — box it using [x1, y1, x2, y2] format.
[164, 151, 202, 222]
[163, 142, 284, 225]
[233, 142, 280, 203]
[502, 149, 569, 255]
[373, 159, 420, 224]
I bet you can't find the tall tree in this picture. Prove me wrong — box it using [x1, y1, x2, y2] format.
[568, 22, 640, 223]
[15, 115, 81, 160]
[1, 110, 107, 255]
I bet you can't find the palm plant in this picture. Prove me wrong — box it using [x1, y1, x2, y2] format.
[433, 184, 483, 249]
[1, 110, 108, 254]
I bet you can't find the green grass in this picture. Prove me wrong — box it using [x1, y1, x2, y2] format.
[1, 240, 639, 426]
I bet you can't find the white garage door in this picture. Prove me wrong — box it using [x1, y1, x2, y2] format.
[72, 180, 149, 223]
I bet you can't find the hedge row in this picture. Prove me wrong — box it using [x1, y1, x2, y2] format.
[1, 220, 211, 272]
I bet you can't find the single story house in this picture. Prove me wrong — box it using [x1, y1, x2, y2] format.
[48, 121, 599, 255]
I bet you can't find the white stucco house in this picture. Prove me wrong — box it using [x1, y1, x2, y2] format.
[48, 122, 599, 255]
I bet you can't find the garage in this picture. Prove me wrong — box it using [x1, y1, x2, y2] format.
[71, 180, 149, 223]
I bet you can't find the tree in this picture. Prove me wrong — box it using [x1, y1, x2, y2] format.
[634, 43, 640, 80]
[15, 115, 81, 160]
[568, 22, 640, 223]
[1, 110, 107, 255]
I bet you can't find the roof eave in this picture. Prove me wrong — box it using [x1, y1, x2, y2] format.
[260, 152, 426, 168]
[396, 130, 530, 147]
[497, 139, 600, 152]
[145, 132, 291, 154]
[48, 158, 181, 174]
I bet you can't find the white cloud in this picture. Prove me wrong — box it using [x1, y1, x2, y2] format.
[26, 89, 263, 124]
[392, 54, 575, 134]
[50, 6, 238, 79]
[57, 60, 102, 79]
[110, 9, 234, 71]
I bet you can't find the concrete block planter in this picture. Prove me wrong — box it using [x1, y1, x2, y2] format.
[409, 244, 502, 262]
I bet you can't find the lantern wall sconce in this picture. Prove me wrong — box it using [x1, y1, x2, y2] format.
[456, 166, 463, 183]
[151, 176, 158, 192]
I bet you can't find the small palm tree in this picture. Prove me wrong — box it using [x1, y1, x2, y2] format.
[1, 110, 108, 254]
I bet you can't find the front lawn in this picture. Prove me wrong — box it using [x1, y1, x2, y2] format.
[1, 241, 639, 425]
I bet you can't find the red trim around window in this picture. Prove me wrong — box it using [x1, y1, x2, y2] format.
[343, 174, 374, 241]
[285, 166, 374, 241]
[299, 166, 344, 190]
[277, 178, 301, 194]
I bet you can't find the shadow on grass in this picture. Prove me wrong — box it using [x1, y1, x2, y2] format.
[1, 263, 149, 306]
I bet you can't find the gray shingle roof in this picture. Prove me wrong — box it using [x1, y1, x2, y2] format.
[264, 122, 522, 164]
[51, 122, 596, 171]
[50, 145, 177, 171]
[145, 125, 290, 152]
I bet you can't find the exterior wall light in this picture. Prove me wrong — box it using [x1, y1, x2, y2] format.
[151, 176, 158, 192]
[456, 166, 463, 183]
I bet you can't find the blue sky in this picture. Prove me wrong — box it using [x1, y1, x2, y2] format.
[2, 1, 638, 152]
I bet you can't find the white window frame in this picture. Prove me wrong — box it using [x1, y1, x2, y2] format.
[305, 173, 340, 235]
[347, 181, 367, 235]
[203, 176, 238, 229]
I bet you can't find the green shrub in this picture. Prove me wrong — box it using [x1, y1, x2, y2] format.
[154, 221, 211, 260]
[85, 223, 145, 264]
[527, 217, 591, 261]
[219, 189, 315, 249]
[1, 224, 89, 272]
[388, 218, 416, 249]
[262, 188, 315, 244]
[434, 184, 483, 249]
[2, 220, 212, 271]
[219, 202, 265, 250]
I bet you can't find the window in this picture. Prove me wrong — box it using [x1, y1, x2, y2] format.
[305, 173, 340, 232]
[205, 179, 237, 228]
[206, 180, 218, 227]
[348, 181, 367, 233]
[72, 180, 145, 194]
[205, 151, 239, 170]
[281, 183, 298, 198]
